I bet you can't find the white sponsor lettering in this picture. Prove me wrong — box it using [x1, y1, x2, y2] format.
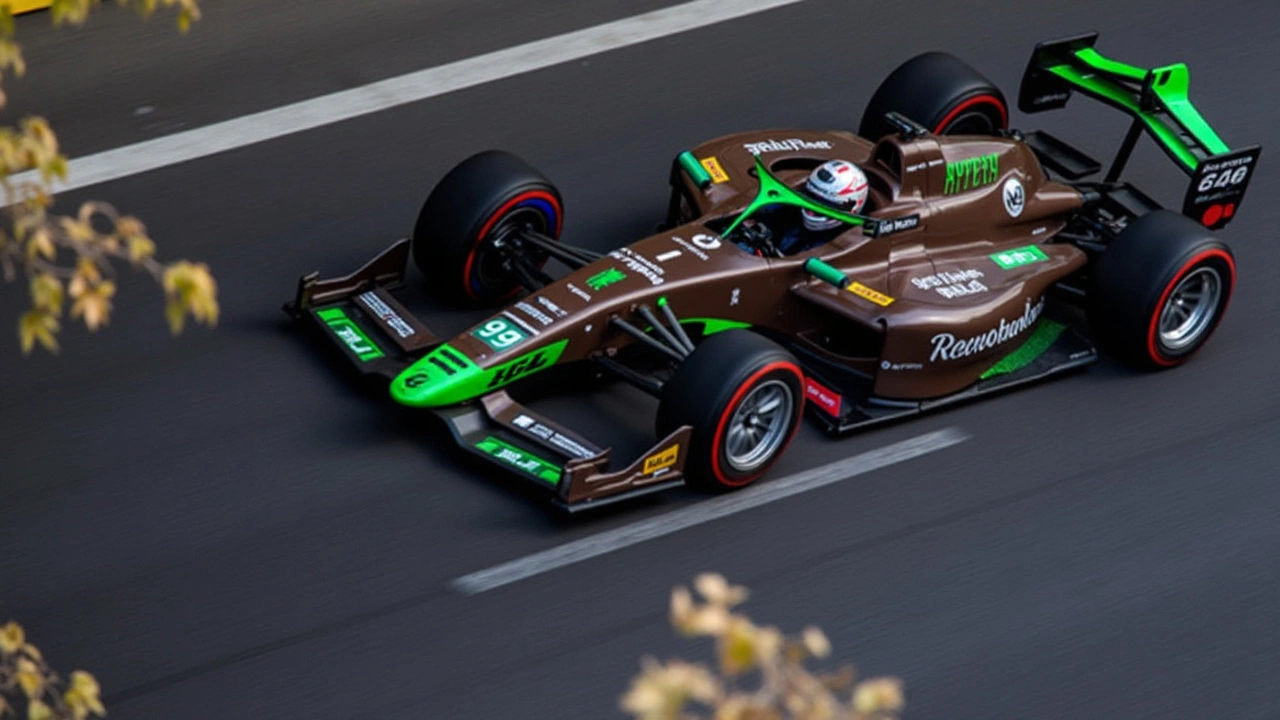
[929, 297, 1044, 362]
[880, 360, 923, 371]
[357, 290, 415, 338]
[565, 283, 592, 303]
[743, 138, 833, 155]
[608, 247, 666, 286]
[1032, 91, 1070, 106]
[515, 301, 554, 326]
[535, 295, 567, 318]
[911, 269, 988, 299]
[514, 414, 596, 459]
[730, 288, 740, 306]
[547, 432, 596, 459]
[655, 249, 682, 262]
[671, 235, 709, 260]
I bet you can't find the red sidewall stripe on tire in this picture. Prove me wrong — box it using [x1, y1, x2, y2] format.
[1145, 248, 1236, 367]
[709, 360, 805, 488]
[461, 189, 562, 300]
[933, 94, 1008, 134]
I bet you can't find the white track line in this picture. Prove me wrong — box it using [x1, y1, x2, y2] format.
[18, 0, 812, 195]
[451, 428, 970, 595]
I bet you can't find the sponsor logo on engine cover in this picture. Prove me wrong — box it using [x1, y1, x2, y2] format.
[929, 297, 1045, 362]
[743, 138, 833, 155]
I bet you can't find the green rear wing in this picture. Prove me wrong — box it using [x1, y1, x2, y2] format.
[1018, 32, 1260, 229]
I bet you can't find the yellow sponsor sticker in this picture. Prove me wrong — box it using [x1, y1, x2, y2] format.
[642, 445, 679, 475]
[846, 282, 895, 306]
[699, 156, 730, 183]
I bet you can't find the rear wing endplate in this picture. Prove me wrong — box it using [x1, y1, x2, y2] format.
[1018, 32, 1260, 229]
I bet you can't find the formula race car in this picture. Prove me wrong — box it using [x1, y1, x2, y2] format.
[285, 33, 1259, 512]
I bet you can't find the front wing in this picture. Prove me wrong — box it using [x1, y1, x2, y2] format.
[283, 238, 693, 512]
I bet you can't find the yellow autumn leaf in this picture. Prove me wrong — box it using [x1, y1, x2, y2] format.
[620, 657, 720, 720]
[695, 573, 748, 607]
[19, 309, 60, 355]
[0, 37, 25, 77]
[71, 280, 115, 331]
[162, 260, 219, 332]
[60, 215, 95, 244]
[126, 234, 154, 263]
[0, 620, 24, 654]
[25, 227, 54, 261]
[21, 643, 42, 661]
[65, 670, 106, 718]
[16, 657, 44, 698]
[30, 273, 63, 315]
[852, 677, 904, 715]
[26, 699, 52, 720]
[164, 297, 185, 334]
[718, 617, 759, 676]
[801, 626, 831, 659]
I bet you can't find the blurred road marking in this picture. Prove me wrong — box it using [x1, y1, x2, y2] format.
[451, 428, 970, 595]
[16, 0, 811, 195]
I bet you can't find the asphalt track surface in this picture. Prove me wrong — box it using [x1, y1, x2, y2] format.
[2, 1, 1279, 718]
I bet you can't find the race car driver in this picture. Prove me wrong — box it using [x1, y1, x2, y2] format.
[736, 159, 870, 256]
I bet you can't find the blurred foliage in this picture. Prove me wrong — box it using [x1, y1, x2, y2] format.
[2, 4, 203, 716]
[0, 0, 214, 355]
[621, 574, 904, 720]
[0, 621, 104, 720]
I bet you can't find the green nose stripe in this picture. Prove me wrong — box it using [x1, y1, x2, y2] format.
[391, 339, 569, 407]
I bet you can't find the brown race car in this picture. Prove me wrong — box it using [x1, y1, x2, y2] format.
[285, 34, 1259, 511]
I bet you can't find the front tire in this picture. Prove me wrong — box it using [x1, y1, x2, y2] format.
[412, 150, 563, 306]
[657, 331, 805, 491]
[1088, 210, 1236, 369]
[859, 52, 1008, 141]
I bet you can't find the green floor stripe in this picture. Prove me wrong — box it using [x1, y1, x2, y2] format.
[980, 320, 1067, 380]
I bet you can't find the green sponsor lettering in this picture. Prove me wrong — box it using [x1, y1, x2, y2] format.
[475, 435, 562, 484]
[943, 152, 1000, 195]
[390, 339, 569, 408]
[587, 267, 626, 291]
[990, 244, 1049, 269]
[317, 307, 384, 361]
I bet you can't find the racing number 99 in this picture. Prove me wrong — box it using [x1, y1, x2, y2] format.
[475, 319, 525, 349]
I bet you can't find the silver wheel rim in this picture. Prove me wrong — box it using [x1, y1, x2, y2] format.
[724, 379, 794, 473]
[1158, 266, 1222, 352]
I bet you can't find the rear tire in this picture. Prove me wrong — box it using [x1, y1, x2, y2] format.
[1088, 210, 1235, 369]
[412, 150, 563, 306]
[860, 52, 1008, 141]
[657, 331, 805, 491]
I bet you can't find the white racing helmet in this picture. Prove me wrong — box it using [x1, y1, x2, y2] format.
[800, 159, 868, 231]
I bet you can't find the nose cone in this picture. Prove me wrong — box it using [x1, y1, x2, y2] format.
[390, 343, 483, 408]
[391, 339, 570, 408]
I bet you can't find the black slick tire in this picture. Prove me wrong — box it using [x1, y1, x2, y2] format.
[1088, 210, 1235, 370]
[860, 52, 1008, 141]
[412, 150, 563, 306]
[657, 330, 805, 491]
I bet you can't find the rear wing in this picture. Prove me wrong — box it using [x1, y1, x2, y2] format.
[1018, 32, 1260, 229]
